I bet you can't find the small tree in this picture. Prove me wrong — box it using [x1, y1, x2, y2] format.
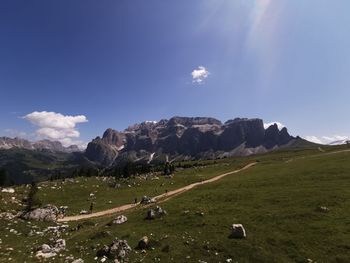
[25, 181, 42, 211]
[163, 162, 175, 175]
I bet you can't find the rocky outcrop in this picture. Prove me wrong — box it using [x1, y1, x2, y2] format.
[22, 205, 59, 222]
[36, 239, 66, 259]
[85, 117, 296, 165]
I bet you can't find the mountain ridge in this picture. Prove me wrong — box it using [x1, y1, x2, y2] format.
[0, 137, 80, 153]
[85, 116, 301, 166]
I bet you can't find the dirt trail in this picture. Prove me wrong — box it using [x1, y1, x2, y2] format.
[58, 162, 257, 222]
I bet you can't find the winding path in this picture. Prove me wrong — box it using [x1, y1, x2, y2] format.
[58, 162, 257, 222]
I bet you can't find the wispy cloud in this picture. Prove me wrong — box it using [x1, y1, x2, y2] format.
[23, 111, 88, 148]
[191, 66, 210, 84]
[304, 135, 350, 145]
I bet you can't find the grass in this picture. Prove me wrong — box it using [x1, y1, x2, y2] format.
[1, 145, 350, 262]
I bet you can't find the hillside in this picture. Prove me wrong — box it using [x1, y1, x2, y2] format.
[0, 148, 92, 185]
[0, 145, 349, 262]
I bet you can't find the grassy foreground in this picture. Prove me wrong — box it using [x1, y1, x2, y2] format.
[0, 147, 350, 262]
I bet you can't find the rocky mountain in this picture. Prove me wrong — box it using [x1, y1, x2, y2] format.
[0, 137, 80, 153]
[85, 117, 300, 166]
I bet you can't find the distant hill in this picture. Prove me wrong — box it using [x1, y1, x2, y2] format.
[85, 116, 308, 166]
[0, 137, 80, 153]
[0, 148, 92, 185]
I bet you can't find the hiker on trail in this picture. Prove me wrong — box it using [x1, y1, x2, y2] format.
[165, 189, 168, 194]
[134, 197, 138, 204]
[89, 202, 94, 214]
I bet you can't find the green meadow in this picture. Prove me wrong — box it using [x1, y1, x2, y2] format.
[1, 146, 350, 262]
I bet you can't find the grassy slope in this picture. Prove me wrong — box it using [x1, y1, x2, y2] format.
[1, 146, 350, 262]
[35, 158, 249, 216]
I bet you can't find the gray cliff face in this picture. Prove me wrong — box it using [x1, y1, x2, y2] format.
[0, 137, 80, 153]
[84, 117, 295, 166]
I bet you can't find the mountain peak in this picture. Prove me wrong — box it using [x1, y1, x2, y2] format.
[85, 116, 296, 166]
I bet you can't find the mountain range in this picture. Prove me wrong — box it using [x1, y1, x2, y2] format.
[0, 137, 80, 153]
[0, 116, 316, 185]
[85, 117, 305, 166]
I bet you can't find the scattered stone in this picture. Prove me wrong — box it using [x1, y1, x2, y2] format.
[231, 224, 246, 239]
[36, 250, 57, 259]
[146, 206, 167, 220]
[1, 188, 15, 193]
[22, 205, 59, 222]
[0, 212, 18, 220]
[112, 215, 127, 225]
[138, 236, 149, 249]
[80, 210, 88, 215]
[317, 206, 330, 213]
[196, 211, 205, 216]
[72, 259, 84, 263]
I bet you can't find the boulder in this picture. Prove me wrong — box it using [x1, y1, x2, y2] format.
[146, 209, 156, 220]
[138, 236, 149, 249]
[36, 239, 66, 259]
[146, 206, 167, 220]
[112, 215, 127, 225]
[36, 251, 57, 259]
[140, 196, 152, 204]
[22, 205, 59, 222]
[72, 259, 84, 263]
[40, 244, 52, 253]
[97, 238, 131, 260]
[53, 239, 66, 252]
[317, 206, 330, 213]
[231, 224, 246, 238]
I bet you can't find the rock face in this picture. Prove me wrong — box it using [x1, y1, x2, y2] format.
[85, 117, 296, 166]
[231, 224, 246, 239]
[22, 205, 59, 222]
[0, 137, 80, 153]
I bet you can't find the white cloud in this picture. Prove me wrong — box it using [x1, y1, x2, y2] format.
[264, 121, 285, 130]
[24, 111, 88, 148]
[304, 136, 324, 144]
[304, 135, 350, 145]
[191, 66, 210, 84]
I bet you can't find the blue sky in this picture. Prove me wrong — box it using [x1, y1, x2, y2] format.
[1, 0, 350, 147]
